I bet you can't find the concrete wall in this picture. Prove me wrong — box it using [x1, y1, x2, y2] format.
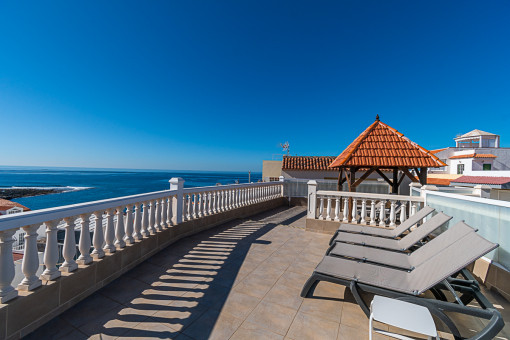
[0, 198, 286, 340]
[281, 170, 338, 180]
[431, 147, 510, 175]
[262, 160, 283, 179]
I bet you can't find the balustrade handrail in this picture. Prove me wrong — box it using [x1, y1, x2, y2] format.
[0, 181, 282, 231]
[316, 190, 424, 202]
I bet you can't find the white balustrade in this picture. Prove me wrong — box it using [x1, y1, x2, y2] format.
[0, 179, 282, 304]
[311, 189, 424, 227]
[18, 224, 41, 291]
[61, 217, 78, 272]
[77, 214, 93, 265]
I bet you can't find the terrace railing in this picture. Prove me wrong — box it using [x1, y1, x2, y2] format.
[0, 178, 283, 304]
[307, 181, 424, 227]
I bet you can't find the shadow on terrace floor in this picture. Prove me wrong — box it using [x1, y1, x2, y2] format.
[25, 206, 313, 340]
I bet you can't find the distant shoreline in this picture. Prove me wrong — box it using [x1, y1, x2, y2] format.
[0, 187, 92, 200]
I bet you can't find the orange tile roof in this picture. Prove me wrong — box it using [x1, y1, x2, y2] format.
[429, 148, 448, 154]
[329, 117, 446, 168]
[0, 199, 30, 212]
[449, 153, 497, 159]
[282, 156, 337, 171]
[426, 178, 452, 186]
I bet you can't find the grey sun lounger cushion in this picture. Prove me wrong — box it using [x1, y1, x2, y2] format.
[329, 221, 476, 270]
[316, 231, 498, 295]
[338, 206, 435, 238]
[332, 212, 452, 251]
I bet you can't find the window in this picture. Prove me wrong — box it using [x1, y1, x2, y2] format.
[457, 164, 465, 174]
[483, 163, 492, 171]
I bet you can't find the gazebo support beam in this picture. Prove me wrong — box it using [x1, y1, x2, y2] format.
[336, 169, 346, 191]
[419, 167, 428, 185]
[399, 167, 420, 183]
[392, 168, 399, 194]
[347, 167, 357, 221]
[375, 169, 393, 187]
[352, 167, 376, 188]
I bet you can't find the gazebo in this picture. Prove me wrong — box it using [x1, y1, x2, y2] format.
[329, 115, 446, 193]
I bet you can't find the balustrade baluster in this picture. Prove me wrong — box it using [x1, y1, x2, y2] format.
[104, 208, 116, 252]
[115, 207, 126, 248]
[77, 214, 93, 265]
[161, 198, 168, 228]
[141, 202, 150, 237]
[187, 195, 192, 220]
[342, 198, 349, 222]
[411, 202, 418, 230]
[400, 202, 407, 223]
[212, 191, 217, 213]
[360, 199, 367, 225]
[182, 195, 188, 221]
[220, 191, 224, 212]
[0, 229, 17, 302]
[155, 199, 162, 231]
[352, 198, 358, 224]
[149, 200, 157, 233]
[132, 204, 142, 240]
[41, 220, 61, 280]
[334, 198, 340, 221]
[18, 224, 42, 291]
[201, 193, 207, 216]
[326, 196, 332, 221]
[207, 192, 212, 214]
[167, 196, 173, 226]
[125, 204, 135, 243]
[61, 217, 78, 272]
[318, 197, 324, 219]
[389, 200, 397, 227]
[91, 211, 106, 258]
[191, 194, 197, 219]
[378, 200, 387, 227]
[370, 200, 377, 226]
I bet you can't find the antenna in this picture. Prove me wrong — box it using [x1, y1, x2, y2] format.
[280, 142, 290, 155]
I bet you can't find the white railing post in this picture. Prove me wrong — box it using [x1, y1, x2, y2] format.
[360, 199, 367, 225]
[161, 198, 168, 228]
[0, 229, 17, 303]
[389, 200, 396, 227]
[342, 198, 349, 222]
[155, 199, 162, 231]
[114, 207, 126, 248]
[370, 200, 376, 226]
[279, 176, 285, 197]
[166, 196, 173, 226]
[351, 198, 358, 224]
[77, 214, 93, 265]
[326, 196, 332, 221]
[125, 204, 135, 244]
[378, 200, 387, 227]
[61, 217, 78, 272]
[170, 177, 184, 225]
[18, 224, 42, 291]
[192, 194, 197, 218]
[133, 203, 143, 240]
[141, 202, 149, 237]
[318, 196, 324, 220]
[149, 200, 157, 234]
[334, 197, 340, 222]
[40, 220, 61, 280]
[91, 211, 105, 258]
[104, 208, 116, 253]
[400, 202, 407, 223]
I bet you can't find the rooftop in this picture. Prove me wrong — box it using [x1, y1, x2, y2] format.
[456, 129, 499, 139]
[329, 117, 445, 169]
[449, 153, 497, 159]
[0, 199, 30, 212]
[451, 176, 510, 186]
[282, 156, 336, 171]
[25, 207, 510, 340]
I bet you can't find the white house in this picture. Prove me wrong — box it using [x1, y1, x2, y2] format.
[430, 129, 510, 177]
[0, 199, 30, 215]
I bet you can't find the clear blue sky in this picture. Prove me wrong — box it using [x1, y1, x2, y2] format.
[1, 1, 509, 171]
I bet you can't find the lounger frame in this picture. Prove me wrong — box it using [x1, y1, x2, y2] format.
[301, 268, 504, 340]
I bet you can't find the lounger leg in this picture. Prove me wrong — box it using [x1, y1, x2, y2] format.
[300, 273, 321, 298]
[350, 281, 371, 316]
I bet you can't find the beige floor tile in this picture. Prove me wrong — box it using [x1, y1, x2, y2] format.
[233, 275, 277, 298]
[299, 297, 343, 323]
[245, 301, 298, 335]
[183, 309, 244, 340]
[215, 291, 261, 319]
[118, 318, 182, 339]
[338, 324, 369, 339]
[287, 311, 339, 340]
[231, 320, 284, 340]
[340, 302, 368, 329]
[263, 281, 304, 310]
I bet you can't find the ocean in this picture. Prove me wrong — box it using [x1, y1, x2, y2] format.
[0, 166, 262, 211]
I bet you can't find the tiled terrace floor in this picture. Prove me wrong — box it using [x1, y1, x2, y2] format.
[27, 206, 509, 340]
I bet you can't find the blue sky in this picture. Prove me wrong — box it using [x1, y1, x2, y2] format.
[1, 1, 509, 171]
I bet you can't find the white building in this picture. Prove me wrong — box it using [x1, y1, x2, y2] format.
[430, 129, 510, 177]
[0, 199, 30, 215]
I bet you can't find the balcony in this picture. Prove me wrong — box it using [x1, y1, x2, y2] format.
[1, 180, 509, 339]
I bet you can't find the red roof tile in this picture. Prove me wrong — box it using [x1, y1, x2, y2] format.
[429, 148, 448, 154]
[426, 178, 453, 186]
[452, 176, 510, 185]
[329, 118, 446, 168]
[282, 156, 337, 171]
[449, 153, 497, 159]
[0, 199, 30, 212]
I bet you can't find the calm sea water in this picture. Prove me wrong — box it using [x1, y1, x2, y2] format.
[0, 166, 261, 211]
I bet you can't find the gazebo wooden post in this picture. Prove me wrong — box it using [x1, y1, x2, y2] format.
[347, 167, 356, 221]
[419, 167, 428, 185]
[392, 168, 399, 194]
[336, 168, 344, 191]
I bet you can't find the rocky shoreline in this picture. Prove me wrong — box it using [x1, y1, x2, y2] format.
[0, 188, 65, 200]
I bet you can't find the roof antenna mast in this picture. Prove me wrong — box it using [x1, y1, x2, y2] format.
[280, 142, 290, 155]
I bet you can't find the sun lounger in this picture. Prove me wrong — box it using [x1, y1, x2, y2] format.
[330, 206, 435, 244]
[328, 221, 476, 270]
[329, 212, 452, 251]
[301, 231, 503, 340]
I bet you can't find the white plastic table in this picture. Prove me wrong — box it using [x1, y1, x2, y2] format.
[369, 295, 439, 340]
